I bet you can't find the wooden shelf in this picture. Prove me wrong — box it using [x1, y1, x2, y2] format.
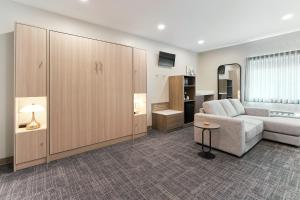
[16, 125, 47, 134]
[134, 113, 146, 116]
[169, 75, 196, 124]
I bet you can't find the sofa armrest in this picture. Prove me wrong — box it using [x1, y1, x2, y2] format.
[194, 113, 245, 137]
[244, 107, 270, 117]
[194, 113, 246, 156]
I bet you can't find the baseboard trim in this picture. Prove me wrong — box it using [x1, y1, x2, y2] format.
[0, 157, 13, 166]
[49, 132, 146, 162]
[15, 158, 46, 171]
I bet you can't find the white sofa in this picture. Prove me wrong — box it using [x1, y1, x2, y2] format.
[194, 99, 300, 157]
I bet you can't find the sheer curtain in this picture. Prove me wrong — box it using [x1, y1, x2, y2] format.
[245, 50, 300, 104]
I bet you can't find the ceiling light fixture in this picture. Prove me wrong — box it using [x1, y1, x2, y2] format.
[157, 24, 166, 30]
[198, 40, 205, 45]
[281, 13, 294, 21]
[80, 0, 89, 2]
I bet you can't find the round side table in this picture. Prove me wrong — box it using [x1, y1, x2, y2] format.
[194, 122, 220, 159]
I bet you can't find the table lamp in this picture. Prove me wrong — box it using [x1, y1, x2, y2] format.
[20, 104, 45, 130]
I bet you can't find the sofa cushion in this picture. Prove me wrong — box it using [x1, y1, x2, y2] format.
[219, 99, 239, 117]
[203, 100, 227, 116]
[236, 115, 300, 137]
[229, 99, 245, 115]
[263, 117, 300, 136]
[235, 115, 264, 142]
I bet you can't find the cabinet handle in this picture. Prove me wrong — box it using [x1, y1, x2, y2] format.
[95, 62, 99, 73]
[99, 62, 103, 73]
[38, 61, 43, 69]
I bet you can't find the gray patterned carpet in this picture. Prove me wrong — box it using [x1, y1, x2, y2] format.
[1, 127, 300, 200]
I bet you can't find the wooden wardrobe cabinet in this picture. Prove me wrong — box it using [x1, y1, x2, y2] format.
[50, 32, 99, 154]
[14, 24, 48, 171]
[103, 43, 133, 141]
[15, 24, 47, 97]
[49, 31, 133, 154]
[15, 23, 146, 170]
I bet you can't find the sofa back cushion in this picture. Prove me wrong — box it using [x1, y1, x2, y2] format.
[229, 99, 245, 115]
[203, 100, 227, 116]
[219, 99, 239, 117]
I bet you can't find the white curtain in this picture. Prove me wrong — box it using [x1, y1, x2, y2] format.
[245, 50, 300, 104]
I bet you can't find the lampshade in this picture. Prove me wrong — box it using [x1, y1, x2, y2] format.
[20, 104, 45, 113]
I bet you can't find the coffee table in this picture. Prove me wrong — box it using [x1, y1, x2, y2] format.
[194, 122, 220, 159]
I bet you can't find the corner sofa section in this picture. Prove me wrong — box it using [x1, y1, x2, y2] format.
[194, 99, 300, 157]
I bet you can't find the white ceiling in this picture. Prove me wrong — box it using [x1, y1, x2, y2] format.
[12, 0, 300, 52]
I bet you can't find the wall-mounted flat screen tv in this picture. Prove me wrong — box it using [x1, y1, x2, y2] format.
[158, 51, 176, 67]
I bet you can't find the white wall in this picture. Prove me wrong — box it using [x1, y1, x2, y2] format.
[0, 0, 198, 159]
[197, 30, 300, 101]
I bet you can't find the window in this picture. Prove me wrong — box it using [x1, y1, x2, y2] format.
[245, 50, 300, 104]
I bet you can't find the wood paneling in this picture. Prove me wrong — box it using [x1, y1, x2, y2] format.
[152, 112, 184, 132]
[151, 102, 169, 112]
[92, 41, 105, 143]
[169, 76, 184, 111]
[134, 114, 147, 134]
[103, 43, 133, 141]
[49, 32, 99, 154]
[133, 48, 147, 93]
[15, 158, 46, 171]
[15, 24, 47, 97]
[49, 132, 146, 162]
[15, 24, 144, 170]
[16, 130, 46, 164]
[50, 32, 133, 154]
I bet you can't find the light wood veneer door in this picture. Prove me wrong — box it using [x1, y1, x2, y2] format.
[93, 41, 105, 143]
[133, 48, 147, 93]
[50, 32, 101, 154]
[169, 76, 184, 111]
[15, 24, 47, 97]
[134, 114, 147, 134]
[103, 43, 133, 140]
[16, 130, 46, 164]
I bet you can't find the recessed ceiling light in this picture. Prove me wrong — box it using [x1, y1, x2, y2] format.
[198, 40, 205, 45]
[281, 13, 294, 21]
[157, 24, 166, 31]
[80, 0, 88, 2]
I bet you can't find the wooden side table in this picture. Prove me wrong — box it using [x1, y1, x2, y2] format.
[194, 122, 220, 159]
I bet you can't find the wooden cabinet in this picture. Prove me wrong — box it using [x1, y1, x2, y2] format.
[169, 76, 184, 111]
[169, 75, 196, 124]
[49, 32, 101, 154]
[134, 114, 147, 134]
[49, 32, 133, 154]
[15, 24, 47, 97]
[103, 43, 133, 140]
[16, 130, 46, 164]
[14, 23, 145, 170]
[133, 48, 147, 93]
[152, 111, 184, 132]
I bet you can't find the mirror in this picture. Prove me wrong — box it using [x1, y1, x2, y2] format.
[218, 63, 241, 100]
